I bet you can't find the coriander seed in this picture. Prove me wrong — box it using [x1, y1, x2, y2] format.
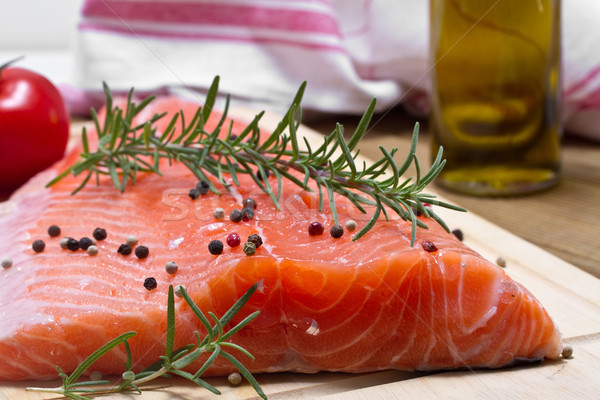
[60, 237, 69, 249]
[32, 240, 45, 253]
[48, 225, 61, 237]
[243, 241, 256, 256]
[496, 256, 507, 268]
[174, 284, 185, 297]
[165, 261, 178, 274]
[208, 240, 224, 255]
[213, 207, 225, 219]
[135, 245, 149, 259]
[561, 345, 573, 359]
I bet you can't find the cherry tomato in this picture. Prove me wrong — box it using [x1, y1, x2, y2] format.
[0, 61, 69, 194]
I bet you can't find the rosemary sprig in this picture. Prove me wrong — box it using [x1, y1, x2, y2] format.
[26, 284, 265, 400]
[46, 76, 464, 244]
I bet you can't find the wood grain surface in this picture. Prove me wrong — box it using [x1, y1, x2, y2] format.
[1, 107, 599, 399]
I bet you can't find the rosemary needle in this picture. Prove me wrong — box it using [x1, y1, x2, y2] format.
[46, 76, 465, 244]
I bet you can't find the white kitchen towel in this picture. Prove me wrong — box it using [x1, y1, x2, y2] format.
[64, 0, 600, 141]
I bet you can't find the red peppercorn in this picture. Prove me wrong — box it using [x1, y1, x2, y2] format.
[308, 221, 324, 236]
[227, 232, 241, 247]
[421, 240, 438, 253]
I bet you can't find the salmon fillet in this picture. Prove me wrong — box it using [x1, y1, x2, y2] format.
[0, 97, 562, 381]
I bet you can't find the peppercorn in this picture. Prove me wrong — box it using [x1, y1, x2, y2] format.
[87, 245, 99, 256]
[496, 256, 506, 268]
[242, 198, 257, 209]
[229, 209, 243, 223]
[144, 277, 157, 291]
[1, 257, 12, 269]
[135, 245, 149, 259]
[308, 221, 324, 236]
[196, 180, 210, 195]
[78, 237, 93, 250]
[48, 225, 61, 237]
[228, 372, 242, 386]
[257, 168, 270, 181]
[345, 220, 357, 232]
[213, 207, 225, 220]
[452, 229, 464, 241]
[165, 261, 178, 274]
[174, 284, 185, 297]
[188, 188, 201, 200]
[31, 239, 45, 253]
[60, 237, 70, 249]
[247, 233, 263, 249]
[227, 232, 241, 247]
[421, 240, 438, 253]
[66, 238, 80, 251]
[208, 240, 224, 255]
[241, 206, 255, 221]
[117, 243, 133, 255]
[562, 345, 573, 359]
[126, 235, 138, 247]
[412, 207, 424, 217]
[89, 371, 102, 382]
[93, 227, 107, 241]
[243, 241, 256, 256]
[330, 225, 344, 238]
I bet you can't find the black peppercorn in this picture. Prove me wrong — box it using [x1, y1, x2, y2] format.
[188, 188, 201, 200]
[144, 277, 157, 291]
[135, 245, 149, 259]
[66, 238, 80, 251]
[257, 168, 270, 181]
[242, 198, 257, 209]
[78, 237, 93, 250]
[241, 207, 255, 221]
[247, 233, 263, 249]
[196, 180, 210, 195]
[93, 227, 107, 241]
[208, 240, 224, 255]
[32, 240, 45, 253]
[308, 221, 324, 236]
[421, 240, 438, 253]
[229, 209, 243, 223]
[330, 225, 344, 238]
[117, 243, 133, 255]
[452, 229, 464, 241]
[48, 225, 61, 237]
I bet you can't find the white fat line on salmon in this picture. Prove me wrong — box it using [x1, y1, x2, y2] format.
[252, 223, 274, 255]
[226, 181, 244, 205]
[168, 237, 184, 249]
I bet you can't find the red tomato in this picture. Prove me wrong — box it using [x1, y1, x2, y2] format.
[0, 63, 69, 194]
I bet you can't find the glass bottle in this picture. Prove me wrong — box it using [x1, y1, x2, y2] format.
[429, 0, 562, 196]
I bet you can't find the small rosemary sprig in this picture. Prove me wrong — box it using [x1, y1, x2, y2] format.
[47, 76, 464, 244]
[26, 284, 266, 400]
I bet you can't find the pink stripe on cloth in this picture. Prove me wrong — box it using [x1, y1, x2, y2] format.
[78, 20, 346, 52]
[565, 62, 600, 97]
[81, 0, 340, 36]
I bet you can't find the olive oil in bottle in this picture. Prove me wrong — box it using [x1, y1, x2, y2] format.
[429, 0, 562, 195]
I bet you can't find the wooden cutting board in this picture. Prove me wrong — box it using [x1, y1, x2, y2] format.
[2, 110, 599, 400]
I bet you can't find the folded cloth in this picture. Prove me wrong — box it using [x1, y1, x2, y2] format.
[65, 0, 600, 141]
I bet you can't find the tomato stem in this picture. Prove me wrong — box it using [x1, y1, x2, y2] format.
[0, 56, 25, 74]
